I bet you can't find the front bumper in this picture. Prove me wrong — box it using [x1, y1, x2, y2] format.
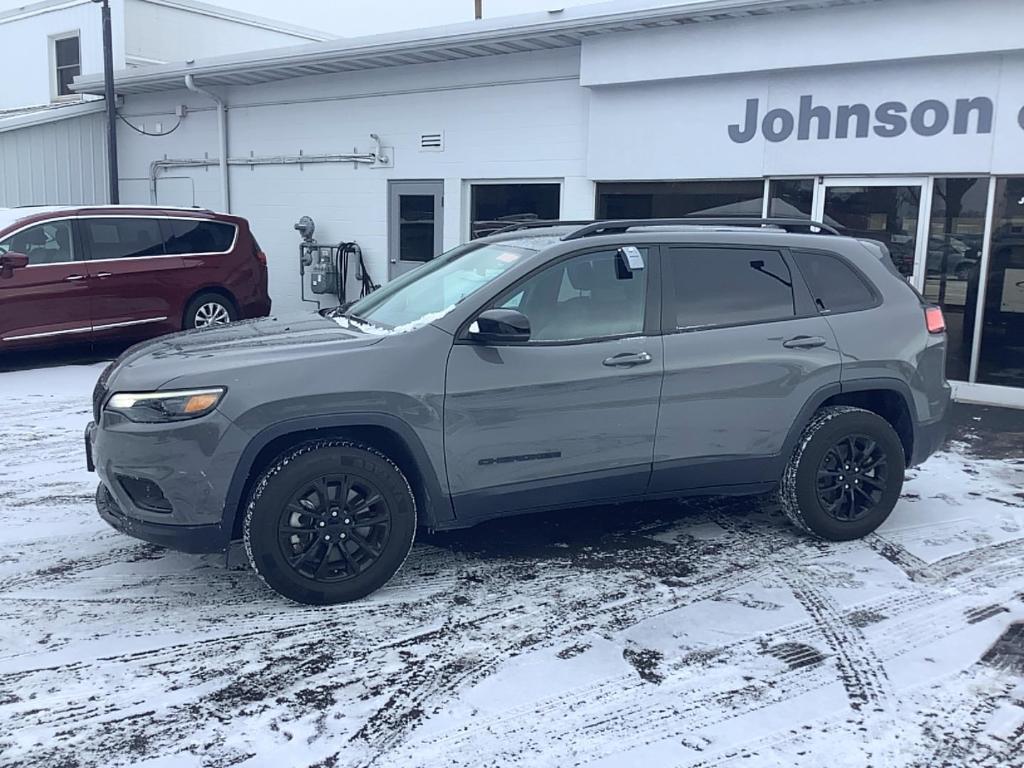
[96, 482, 227, 553]
[87, 406, 249, 552]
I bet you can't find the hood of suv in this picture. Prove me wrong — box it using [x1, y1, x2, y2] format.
[105, 312, 385, 392]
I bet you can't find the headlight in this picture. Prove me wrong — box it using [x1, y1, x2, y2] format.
[106, 388, 226, 423]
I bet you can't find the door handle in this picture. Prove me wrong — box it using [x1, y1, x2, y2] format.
[64, 274, 86, 282]
[603, 351, 653, 367]
[95, 272, 112, 278]
[782, 335, 827, 349]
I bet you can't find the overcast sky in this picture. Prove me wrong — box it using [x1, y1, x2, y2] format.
[0, 0, 607, 37]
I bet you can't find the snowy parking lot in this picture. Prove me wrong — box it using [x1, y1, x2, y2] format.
[1, 360, 1023, 768]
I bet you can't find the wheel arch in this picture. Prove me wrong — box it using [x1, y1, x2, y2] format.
[784, 379, 915, 466]
[222, 414, 451, 541]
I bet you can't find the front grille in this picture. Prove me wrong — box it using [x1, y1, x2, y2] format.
[93, 362, 114, 421]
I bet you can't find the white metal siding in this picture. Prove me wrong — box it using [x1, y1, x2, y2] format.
[0, 111, 108, 206]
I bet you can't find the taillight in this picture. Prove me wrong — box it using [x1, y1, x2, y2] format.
[255, 248, 267, 266]
[925, 305, 946, 334]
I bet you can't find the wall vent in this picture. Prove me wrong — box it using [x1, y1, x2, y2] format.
[419, 132, 444, 151]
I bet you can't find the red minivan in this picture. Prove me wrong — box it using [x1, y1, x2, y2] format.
[0, 205, 271, 350]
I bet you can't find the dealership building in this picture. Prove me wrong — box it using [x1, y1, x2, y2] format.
[1, 0, 1022, 406]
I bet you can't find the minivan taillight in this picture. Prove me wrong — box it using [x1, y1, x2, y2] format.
[255, 248, 267, 266]
[925, 306, 946, 334]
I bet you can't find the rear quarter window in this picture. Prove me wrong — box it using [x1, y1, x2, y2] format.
[792, 250, 878, 314]
[163, 220, 236, 254]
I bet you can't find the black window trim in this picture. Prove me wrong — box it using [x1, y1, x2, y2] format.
[455, 243, 663, 347]
[660, 243, 818, 336]
[789, 246, 883, 316]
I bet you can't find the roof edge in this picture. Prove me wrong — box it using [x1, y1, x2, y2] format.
[0, 101, 106, 134]
[72, 0, 853, 95]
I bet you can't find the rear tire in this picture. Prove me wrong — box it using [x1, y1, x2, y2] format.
[184, 292, 236, 329]
[244, 441, 416, 604]
[779, 406, 905, 541]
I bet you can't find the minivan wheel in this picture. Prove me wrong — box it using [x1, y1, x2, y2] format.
[779, 406, 905, 541]
[185, 292, 236, 329]
[244, 441, 416, 605]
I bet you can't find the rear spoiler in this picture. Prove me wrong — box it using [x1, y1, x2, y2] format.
[858, 238, 902, 277]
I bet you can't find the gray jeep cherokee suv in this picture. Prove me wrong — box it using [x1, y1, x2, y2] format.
[86, 218, 950, 604]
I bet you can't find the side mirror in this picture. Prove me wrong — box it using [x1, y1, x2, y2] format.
[0, 252, 28, 277]
[467, 308, 531, 344]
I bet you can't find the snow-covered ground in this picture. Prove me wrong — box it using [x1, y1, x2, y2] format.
[0, 362, 1022, 767]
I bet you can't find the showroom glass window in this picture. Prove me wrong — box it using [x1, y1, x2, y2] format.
[925, 177, 989, 382]
[664, 247, 795, 330]
[596, 180, 765, 219]
[470, 183, 560, 238]
[768, 179, 815, 218]
[975, 177, 1024, 389]
[499, 249, 647, 342]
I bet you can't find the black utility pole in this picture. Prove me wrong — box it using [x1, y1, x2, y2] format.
[96, 0, 120, 203]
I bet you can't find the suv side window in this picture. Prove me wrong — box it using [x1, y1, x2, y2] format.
[81, 218, 166, 260]
[499, 249, 647, 342]
[666, 247, 795, 331]
[0, 221, 76, 265]
[163, 219, 235, 254]
[792, 250, 877, 314]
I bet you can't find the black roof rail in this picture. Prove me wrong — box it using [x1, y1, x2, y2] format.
[483, 219, 596, 235]
[560, 217, 841, 240]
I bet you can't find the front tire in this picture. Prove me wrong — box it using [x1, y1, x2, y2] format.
[244, 441, 416, 604]
[779, 406, 905, 541]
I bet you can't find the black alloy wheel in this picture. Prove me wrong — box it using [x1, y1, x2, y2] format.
[279, 474, 391, 582]
[815, 434, 889, 522]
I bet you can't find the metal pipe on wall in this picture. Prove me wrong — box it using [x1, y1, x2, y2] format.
[148, 152, 379, 205]
[184, 74, 230, 213]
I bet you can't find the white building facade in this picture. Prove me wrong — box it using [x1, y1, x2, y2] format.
[0, 0, 331, 110]
[48, 0, 1024, 406]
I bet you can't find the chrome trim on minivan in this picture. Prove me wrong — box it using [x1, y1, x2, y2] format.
[2, 316, 168, 342]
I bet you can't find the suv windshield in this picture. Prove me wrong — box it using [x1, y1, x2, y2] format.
[345, 242, 535, 330]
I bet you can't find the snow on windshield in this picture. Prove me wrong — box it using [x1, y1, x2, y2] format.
[333, 305, 456, 335]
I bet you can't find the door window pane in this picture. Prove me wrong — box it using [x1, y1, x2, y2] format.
[596, 180, 765, 219]
[768, 178, 814, 218]
[975, 177, 1024, 389]
[823, 186, 921, 277]
[666, 247, 795, 330]
[399, 195, 436, 263]
[924, 178, 989, 382]
[504, 249, 646, 342]
[0, 221, 75, 265]
[164, 220, 235, 254]
[82, 218, 166, 260]
[470, 183, 560, 239]
[792, 250, 876, 314]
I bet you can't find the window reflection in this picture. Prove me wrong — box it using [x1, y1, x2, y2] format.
[974, 177, 1024, 389]
[768, 179, 814, 219]
[925, 178, 989, 381]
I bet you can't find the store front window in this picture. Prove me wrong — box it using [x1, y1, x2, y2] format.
[470, 183, 560, 239]
[925, 178, 989, 382]
[974, 177, 1024, 389]
[819, 184, 921, 278]
[595, 180, 765, 219]
[768, 178, 814, 218]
